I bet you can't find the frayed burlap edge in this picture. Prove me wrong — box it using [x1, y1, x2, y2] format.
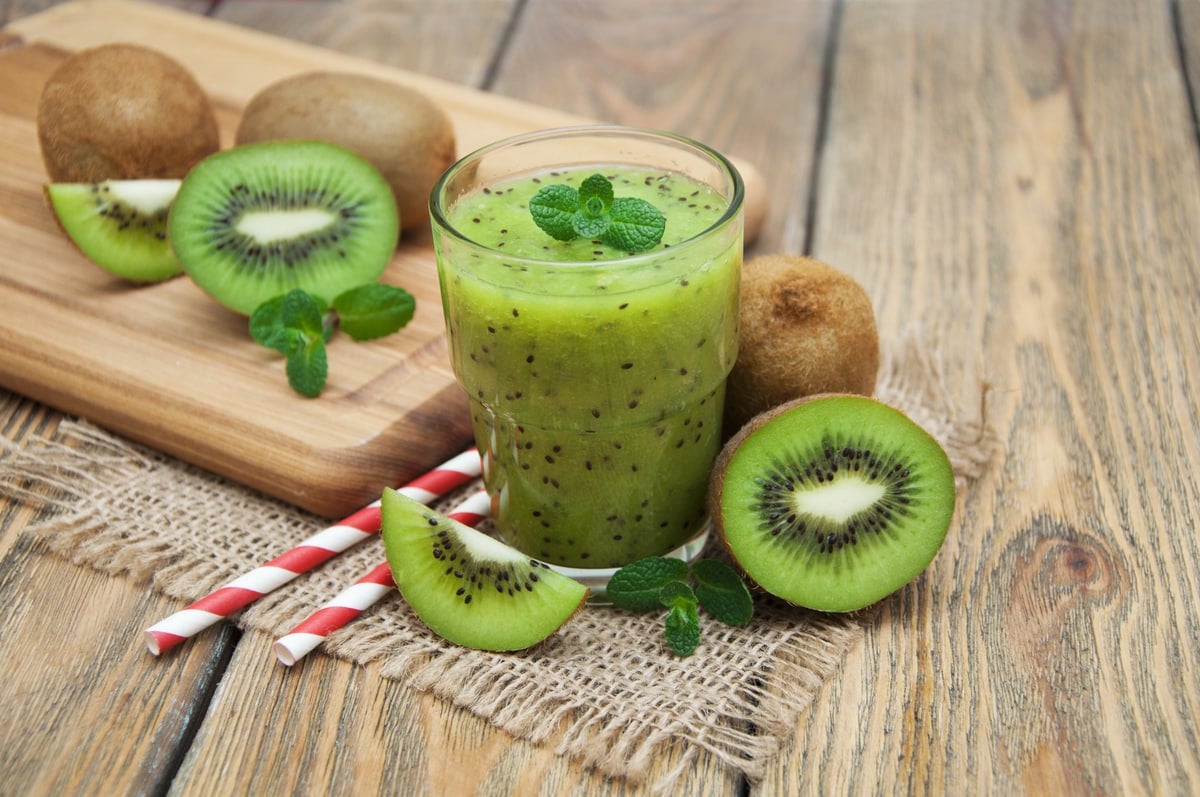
[0, 323, 999, 791]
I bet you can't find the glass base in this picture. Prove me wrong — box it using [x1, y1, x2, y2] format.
[544, 522, 712, 604]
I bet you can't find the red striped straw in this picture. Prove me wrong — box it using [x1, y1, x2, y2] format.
[143, 448, 482, 655]
[273, 488, 492, 666]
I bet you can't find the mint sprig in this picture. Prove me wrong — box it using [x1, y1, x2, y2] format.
[250, 283, 416, 397]
[529, 173, 666, 252]
[250, 289, 330, 398]
[608, 556, 753, 657]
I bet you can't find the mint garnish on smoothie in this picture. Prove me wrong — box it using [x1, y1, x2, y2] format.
[529, 172, 666, 252]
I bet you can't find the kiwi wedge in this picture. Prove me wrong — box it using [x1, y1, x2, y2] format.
[710, 394, 955, 612]
[45, 179, 182, 282]
[380, 488, 588, 651]
[169, 140, 399, 315]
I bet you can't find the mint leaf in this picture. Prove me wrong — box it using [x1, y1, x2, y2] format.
[692, 559, 753, 626]
[529, 173, 665, 252]
[249, 294, 292, 354]
[658, 579, 696, 607]
[571, 210, 610, 240]
[607, 557, 689, 612]
[279, 288, 326, 338]
[529, 184, 579, 241]
[601, 197, 666, 253]
[578, 173, 613, 213]
[660, 581, 700, 657]
[333, 283, 416, 341]
[286, 334, 328, 398]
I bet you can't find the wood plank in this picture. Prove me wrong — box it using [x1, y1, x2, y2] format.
[1179, 0, 1200, 121]
[494, 0, 835, 257]
[0, 537, 238, 794]
[210, 0, 518, 85]
[0, 0, 208, 27]
[0, 386, 239, 796]
[171, 629, 738, 795]
[762, 0, 1200, 792]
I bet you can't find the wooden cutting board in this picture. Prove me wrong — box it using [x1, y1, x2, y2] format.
[0, 0, 590, 517]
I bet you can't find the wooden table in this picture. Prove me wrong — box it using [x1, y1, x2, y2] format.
[3, 0, 1199, 793]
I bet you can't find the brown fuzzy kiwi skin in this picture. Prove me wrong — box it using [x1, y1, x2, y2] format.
[235, 72, 456, 232]
[37, 44, 219, 182]
[723, 255, 880, 437]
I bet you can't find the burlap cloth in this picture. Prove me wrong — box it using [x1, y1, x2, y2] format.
[0, 326, 997, 790]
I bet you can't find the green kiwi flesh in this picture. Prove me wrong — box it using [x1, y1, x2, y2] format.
[169, 140, 399, 315]
[45, 179, 182, 282]
[380, 488, 588, 651]
[710, 394, 955, 612]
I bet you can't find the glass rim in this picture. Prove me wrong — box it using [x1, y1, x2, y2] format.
[428, 124, 745, 268]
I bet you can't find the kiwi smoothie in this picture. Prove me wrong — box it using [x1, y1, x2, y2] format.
[431, 127, 743, 574]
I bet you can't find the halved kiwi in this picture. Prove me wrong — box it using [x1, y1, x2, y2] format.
[710, 394, 956, 612]
[45, 179, 182, 282]
[169, 140, 399, 315]
[380, 488, 588, 651]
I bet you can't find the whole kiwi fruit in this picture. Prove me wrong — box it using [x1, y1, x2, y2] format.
[37, 44, 219, 182]
[236, 72, 456, 232]
[709, 393, 956, 612]
[724, 254, 880, 436]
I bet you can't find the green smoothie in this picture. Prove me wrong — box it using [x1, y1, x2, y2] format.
[435, 164, 741, 568]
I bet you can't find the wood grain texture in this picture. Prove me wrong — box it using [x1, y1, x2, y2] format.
[0, 534, 238, 794]
[763, 0, 1200, 793]
[210, 0, 518, 86]
[1180, 0, 1200, 123]
[170, 630, 739, 795]
[0, 0, 207, 27]
[493, 0, 835, 257]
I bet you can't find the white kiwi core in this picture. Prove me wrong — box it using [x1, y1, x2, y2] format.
[108, 179, 181, 214]
[457, 522, 530, 563]
[235, 209, 335, 242]
[791, 476, 885, 524]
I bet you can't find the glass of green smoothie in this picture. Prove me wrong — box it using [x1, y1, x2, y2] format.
[430, 125, 743, 593]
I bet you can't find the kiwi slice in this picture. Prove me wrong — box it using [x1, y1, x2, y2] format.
[45, 179, 182, 282]
[380, 488, 588, 651]
[710, 394, 956, 612]
[169, 140, 399, 315]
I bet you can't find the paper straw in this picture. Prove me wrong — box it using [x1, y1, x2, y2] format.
[144, 448, 481, 655]
[273, 489, 492, 666]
